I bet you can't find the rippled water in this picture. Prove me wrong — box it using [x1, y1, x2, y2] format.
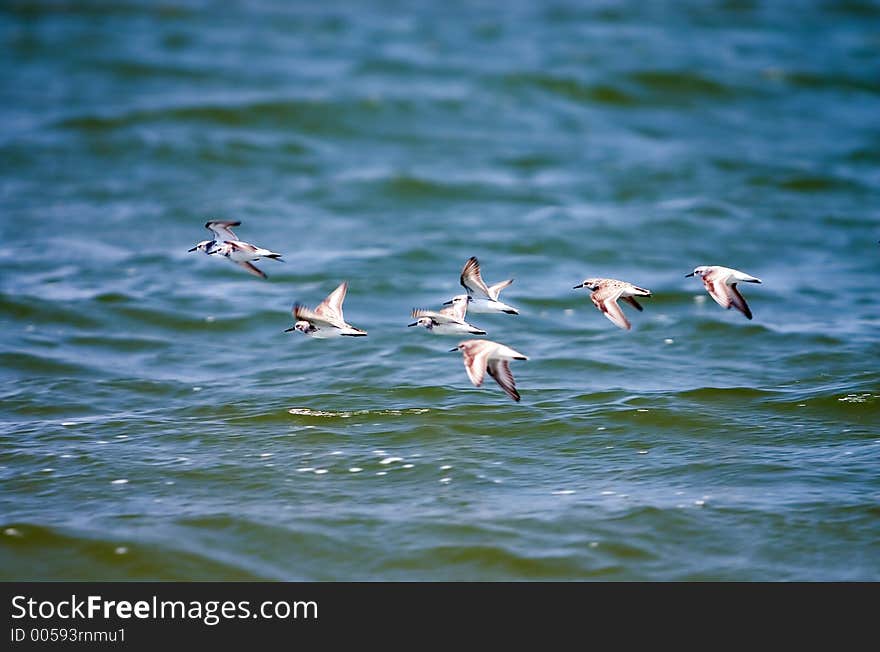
[1, 1, 879, 580]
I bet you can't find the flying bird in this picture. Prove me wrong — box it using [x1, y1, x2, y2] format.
[409, 295, 487, 336]
[285, 281, 367, 338]
[450, 339, 528, 402]
[454, 256, 519, 314]
[686, 265, 762, 319]
[189, 220, 282, 279]
[573, 278, 652, 331]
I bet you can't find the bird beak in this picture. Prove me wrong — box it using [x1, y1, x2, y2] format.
[448, 347, 459, 352]
[407, 322, 418, 327]
[572, 283, 584, 289]
[283, 326, 295, 333]
[187, 246, 198, 252]
[442, 299, 453, 305]
[685, 272, 695, 277]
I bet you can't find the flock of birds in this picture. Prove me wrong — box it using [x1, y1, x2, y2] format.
[189, 220, 764, 403]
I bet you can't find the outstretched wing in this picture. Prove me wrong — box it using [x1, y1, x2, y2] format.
[487, 278, 514, 300]
[444, 300, 468, 322]
[487, 359, 520, 402]
[314, 282, 348, 326]
[461, 346, 490, 387]
[294, 303, 340, 329]
[729, 284, 753, 319]
[206, 220, 240, 241]
[704, 277, 733, 310]
[412, 308, 457, 324]
[591, 289, 631, 331]
[621, 296, 644, 312]
[460, 257, 491, 298]
[235, 260, 267, 279]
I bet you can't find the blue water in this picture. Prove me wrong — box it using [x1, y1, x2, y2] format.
[1, 0, 879, 580]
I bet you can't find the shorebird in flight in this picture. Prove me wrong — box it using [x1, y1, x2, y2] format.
[573, 278, 652, 331]
[409, 295, 487, 336]
[686, 265, 762, 320]
[450, 339, 528, 402]
[454, 256, 519, 314]
[285, 281, 367, 338]
[189, 220, 282, 279]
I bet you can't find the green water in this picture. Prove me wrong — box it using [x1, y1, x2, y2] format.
[1, 0, 878, 580]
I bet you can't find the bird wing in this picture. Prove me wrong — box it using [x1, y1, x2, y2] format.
[487, 278, 514, 300]
[227, 240, 258, 254]
[487, 359, 520, 402]
[446, 300, 468, 322]
[206, 220, 240, 241]
[294, 303, 341, 329]
[592, 290, 631, 331]
[461, 346, 490, 387]
[235, 260, 267, 279]
[460, 257, 491, 298]
[412, 308, 457, 324]
[314, 282, 348, 326]
[729, 284, 753, 319]
[621, 296, 644, 312]
[704, 277, 734, 310]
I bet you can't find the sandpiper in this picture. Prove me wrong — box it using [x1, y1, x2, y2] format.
[686, 265, 762, 320]
[210, 240, 283, 279]
[573, 278, 652, 331]
[285, 281, 367, 338]
[409, 295, 487, 336]
[450, 339, 528, 402]
[454, 256, 519, 314]
[189, 220, 283, 279]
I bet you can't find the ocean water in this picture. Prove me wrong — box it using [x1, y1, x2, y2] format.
[1, 0, 878, 581]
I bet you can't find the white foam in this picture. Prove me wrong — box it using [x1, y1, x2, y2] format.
[4, 528, 22, 537]
[376, 471, 387, 476]
[111, 479, 128, 485]
[439, 477, 451, 484]
[314, 469, 328, 475]
[380, 457, 403, 465]
[349, 467, 363, 473]
[296, 467, 315, 472]
[41, 468, 54, 473]
[402, 464, 414, 469]
[664, 338, 674, 344]
[440, 464, 452, 470]
[552, 490, 575, 495]
[192, 387, 202, 392]
[114, 546, 128, 555]
[61, 422, 77, 427]
[259, 453, 273, 458]
[330, 451, 344, 456]
[600, 490, 616, 495]
[637, 450, 648, 455]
